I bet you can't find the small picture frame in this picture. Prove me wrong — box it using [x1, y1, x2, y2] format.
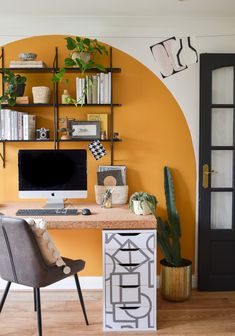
[69, 121, 100, 139]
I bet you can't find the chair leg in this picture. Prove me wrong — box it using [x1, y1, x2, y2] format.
[33, 288, 37, 312]
[0, 281, 11, 313]
[35, 288, 43, 336]
[74, 274, 89, 325]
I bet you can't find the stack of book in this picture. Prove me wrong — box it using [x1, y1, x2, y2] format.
[9, 61, 46, 68]
[76, 72, 111, 104]
[0, 109, 36, 140]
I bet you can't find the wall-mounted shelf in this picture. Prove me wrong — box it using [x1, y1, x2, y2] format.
[0, 46, 122, 167]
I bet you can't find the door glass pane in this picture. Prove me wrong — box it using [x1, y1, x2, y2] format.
[211, 150, 233, 187]
[211, 108, 233, 146]
[211, 192, 232, 229]
[212, 66, 234, 104]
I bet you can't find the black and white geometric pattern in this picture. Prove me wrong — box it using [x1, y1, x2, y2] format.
[88, 140, 107, 160]
[103, 230, 156, 331]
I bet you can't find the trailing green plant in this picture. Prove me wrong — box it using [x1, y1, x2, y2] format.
[157, 167, 183, 267]
[129, 191, 157, 215]
[0, 69, 27, 106]
[52, 36, 108, 85]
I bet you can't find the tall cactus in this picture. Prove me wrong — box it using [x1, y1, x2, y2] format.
[157, 166, 182, 266]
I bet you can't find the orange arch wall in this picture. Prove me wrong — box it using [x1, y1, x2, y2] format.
[0, 35, 196, 275]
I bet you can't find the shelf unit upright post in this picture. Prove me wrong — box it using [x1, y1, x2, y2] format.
[110, 47, 114, 165]
[0, 47, 6, 167]
[53, 47, 59, 150]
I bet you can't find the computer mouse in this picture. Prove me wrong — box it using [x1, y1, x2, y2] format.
[82, 208, 91, 216]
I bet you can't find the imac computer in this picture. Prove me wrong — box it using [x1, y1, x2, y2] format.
[18, 149, 87, 208]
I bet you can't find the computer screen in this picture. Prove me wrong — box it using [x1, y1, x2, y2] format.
[18, 149, 87, 208]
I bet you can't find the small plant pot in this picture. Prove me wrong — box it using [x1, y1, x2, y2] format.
[32, 86, 51, 104]
[132, 200, 152, 215]
[16, 83, 26, 97]
[160, 258, 192, 302]
[71, 51, 91, 64]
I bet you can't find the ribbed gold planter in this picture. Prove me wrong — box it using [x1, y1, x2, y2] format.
[160, 259, 192, 302]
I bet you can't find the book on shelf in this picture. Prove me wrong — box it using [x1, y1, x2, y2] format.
[0, 109, 35, 141]
[76, 77, 85, 105]
[9, 60, 46, 68]
[23, 114, 36, 140]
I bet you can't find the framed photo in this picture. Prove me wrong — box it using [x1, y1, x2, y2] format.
[69, 121, 100, 139]
[87, 114, 108, 138]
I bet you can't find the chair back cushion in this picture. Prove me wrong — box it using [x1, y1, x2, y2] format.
[0, 216, 48, 287]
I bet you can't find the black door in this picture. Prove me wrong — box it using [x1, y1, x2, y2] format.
[198, 53, 235, 291]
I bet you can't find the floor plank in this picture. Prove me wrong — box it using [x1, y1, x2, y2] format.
[1, 290, 235, 335]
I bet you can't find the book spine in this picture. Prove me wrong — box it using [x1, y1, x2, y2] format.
[17, 112, 24, 140]
[81, 78, 85, 105]
[5, 110, 12, 140]
[97, 75, 100, 104]
[23, 114, 36, 140]
[86, 75, 92, 104]
[1, 110, 5, 140]
[99, 73, 105, 104]
[104, 73, 109, 104]
[91, 75, 98, 104]
[76, 77, 80, 102]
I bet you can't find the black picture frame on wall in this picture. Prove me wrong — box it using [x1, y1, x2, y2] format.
[69, 121, 100, 139]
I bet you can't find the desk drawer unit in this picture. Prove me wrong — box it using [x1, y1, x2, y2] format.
[102, 229, 156, 331]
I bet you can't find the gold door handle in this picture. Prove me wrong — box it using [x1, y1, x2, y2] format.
[202, 164, 218, 188]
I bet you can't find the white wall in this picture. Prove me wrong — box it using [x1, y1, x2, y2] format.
[0, 15, 235, 287]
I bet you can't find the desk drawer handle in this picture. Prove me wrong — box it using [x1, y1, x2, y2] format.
[119, 306, 140, 310]
[119, 285, 140, 288]
[118, 233, 140, 236]
[119, 263, 140, 267]
[120, 248, 139, 251]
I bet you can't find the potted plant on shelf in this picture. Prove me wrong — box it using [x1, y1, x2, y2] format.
[0, 69, 27, 106]
[52, 36, 108, 106]
[129, 191, 157, 215]
[157, 166, 192, 301]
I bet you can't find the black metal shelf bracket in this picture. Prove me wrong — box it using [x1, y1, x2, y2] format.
[0, 142, 5, 168]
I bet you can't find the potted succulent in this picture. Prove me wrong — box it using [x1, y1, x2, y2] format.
[157, 167, 192, 301]
[129, 191, 157, 215]
[0, 69, 27, 106]
[52, 36, 108, 106]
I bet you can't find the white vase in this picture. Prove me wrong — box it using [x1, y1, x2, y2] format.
[71, 51, 91, 64]
[132, 200, 152, 215]
[32, 86, 51, 104]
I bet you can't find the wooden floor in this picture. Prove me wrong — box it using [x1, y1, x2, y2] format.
[1, 289, 235, 335]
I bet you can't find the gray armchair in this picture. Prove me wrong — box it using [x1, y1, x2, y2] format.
[0, 216, 89, 336]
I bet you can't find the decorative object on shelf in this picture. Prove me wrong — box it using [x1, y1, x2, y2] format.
[58, 117, 74, 140]
[129, 191, 157, 216]
[97, 170, 124, 186]
[157, 166, 192, 301]
[32, 86, 51, 104]
[88, 139, 107, 160]
[0, 69, 27, 106]
[113, 132, 119, 140]
[101, 188, 113, 208]
[100, 131, 106, 140]
[69, 120, 100, 139]
[18, 52, 37, 61]
[61, 78, 70, 104]
[95, 185, 128, 205]
[16, 96, 29, 104]
[36, 128, 50, 140]
[52, 36, 109, 106]
[87, 113, 108, 137]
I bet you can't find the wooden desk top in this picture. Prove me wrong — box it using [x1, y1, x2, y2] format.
[0, 202, 157, 230]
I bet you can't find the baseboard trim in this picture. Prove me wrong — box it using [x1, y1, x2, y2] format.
[0, 275, 197, 290]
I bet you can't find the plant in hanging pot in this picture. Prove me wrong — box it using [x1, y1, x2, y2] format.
[129, 192, 157, 215]
[52, 36, 108, 106]
[157, 166, 192, 302]
[0, 69, 27, 106]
